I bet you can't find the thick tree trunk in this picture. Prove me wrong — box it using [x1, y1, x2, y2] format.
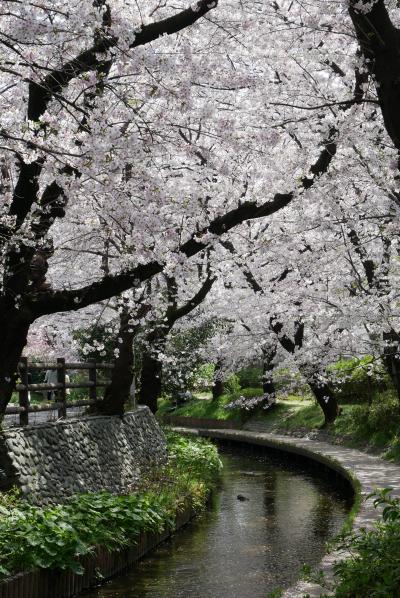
[383, 353, 400, 401]
[262, 374, 275, 396]
[386, 360, 400, 403]
[138, 349, 163, 414]
[349, 0, 400, 152]
[307, 378, 339, 426]
[212, 359, 224, 400]
[0, 309, 32, 415]
[96, 310, 135, 416]
[136, 273, 216, 413]
[383, 332, 400, 403]
[262, 345, 277, 396]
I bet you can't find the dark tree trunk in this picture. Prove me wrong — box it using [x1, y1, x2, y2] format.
[0, 308, 32, 415]
[263, 380, 276, 397]
[383, 332, 400, 403]
[271, 315, 339, 424]
[385, 358, 400, 403]
[262, 344, 277, 396]
[212, 359, 224, 400]
[307, 377, 339, 426]
[139, 349, 163, 414]
[262, 373, 275, 396]
[96, 309, 136, 416]
[137, 274, 216, 414]
[349, 0, 400, 152]
[137, 321, 169, 414]
[212, 379, 224, 400]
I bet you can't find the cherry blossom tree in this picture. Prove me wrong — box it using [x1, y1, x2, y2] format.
[6, 0, 400, 423]
[0, 0, 226, 412]
[2, 0, 345, 417]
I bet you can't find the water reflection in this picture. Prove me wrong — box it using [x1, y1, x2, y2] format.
[83, 447, 351, 598]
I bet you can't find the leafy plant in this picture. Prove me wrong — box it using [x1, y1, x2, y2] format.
[332, 489, 400, 597]
[329, 356, 388, 405]
[0, 491, 168, 577]
[346, 389, 400, 447]
[0, 434, 221, 580]
[225, 373, 241, 396]
[165, 430, 222, 487]
[163, 319, 222, 396]
[236, 366, 262, 388]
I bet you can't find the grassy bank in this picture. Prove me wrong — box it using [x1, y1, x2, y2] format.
[158, 392, 328, 429]
[158, 390, 400, 462]
[255, 393, 400, 462]
[0, 433, 221, 580]
[157, 387, 265, 423]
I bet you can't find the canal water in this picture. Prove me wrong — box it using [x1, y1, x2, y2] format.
[83, 445, 352, 598]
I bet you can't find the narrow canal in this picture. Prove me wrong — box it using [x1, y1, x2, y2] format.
[84, 445, 352, 598]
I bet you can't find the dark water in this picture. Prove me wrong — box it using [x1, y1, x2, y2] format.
[84, 446, 351, 598]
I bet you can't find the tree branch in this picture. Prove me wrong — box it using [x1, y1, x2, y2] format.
[167, 273, 216, 324]
[347, 228, 376, 288]
[27, 130, 337, 318]
[28, 0, 218, 121]
[0, 159, 43, 247]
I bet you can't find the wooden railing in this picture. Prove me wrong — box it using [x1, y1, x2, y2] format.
[6, 357, 114, 426]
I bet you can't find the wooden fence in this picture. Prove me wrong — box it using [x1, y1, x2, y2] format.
[6, 357, 114, 426]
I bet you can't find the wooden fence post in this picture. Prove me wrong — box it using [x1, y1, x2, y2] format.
[19, 356, 29, 426]
[57, 358, 66, 419]
[89, 360, 97, 403]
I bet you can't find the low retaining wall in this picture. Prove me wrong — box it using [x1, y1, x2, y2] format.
[0, 507, 195, 598]
[163, 415, 241, 430]
[0, 406, 166, 504]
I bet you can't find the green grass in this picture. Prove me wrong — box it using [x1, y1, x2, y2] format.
[158, 393, 244, 422]
[159, 389, 400, 463]
[256, 400, 365, 436]
[10, 392, 44, 405]
[249, 397, 325, 432]
[247, 399, 400, 458]
[158, 392, 322, 428]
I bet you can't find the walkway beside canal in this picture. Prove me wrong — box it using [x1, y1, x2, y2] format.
[171, 426, 400, 597]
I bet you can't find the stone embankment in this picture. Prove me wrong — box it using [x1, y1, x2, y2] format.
[0, 406, 166, 504]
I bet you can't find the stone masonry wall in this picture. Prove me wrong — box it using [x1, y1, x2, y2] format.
[0, 407, 167, 504]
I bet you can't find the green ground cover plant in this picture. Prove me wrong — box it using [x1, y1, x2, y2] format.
[0, 434, 221, 580]
[158, 392, 314, 425]
[332, 489, 400, 597]
[312, 489, 400, 598]
[157, 386, 265, 423]
[240, 393, 400, 460]
[158, 392, 245, 421]
[236, 366, 262, 388]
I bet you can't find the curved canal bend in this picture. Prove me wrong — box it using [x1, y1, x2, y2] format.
[84, 445, 352, 598]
